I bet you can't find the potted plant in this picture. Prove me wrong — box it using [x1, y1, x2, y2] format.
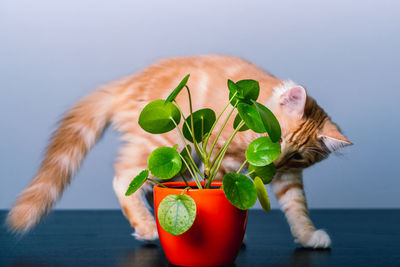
[125, 74, 282, 266]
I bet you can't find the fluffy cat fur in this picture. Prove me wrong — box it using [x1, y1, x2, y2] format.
[7, 55, 351, 248]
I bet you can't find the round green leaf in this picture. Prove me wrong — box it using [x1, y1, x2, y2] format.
[237, 79, 260, 101]
[253, 102, 281, 142]
[237, 103, 266, 133]
[125, 170, 149, 196]
[179, 145, 192, 174]
[138, 100, 181, 134]
[164, 74, 190, 104]
[229, 79, 260, 105]
[227, 79, 243, 98]
[222, 173, 257, 210]
[148, 147, 182, 179]
[233, 114, 249, 132]
[246, 136, 281, 166]
[182, 108, 216, 143]
[254, 176, 271, 212]
[158, 194, 197, 236]
[248, 164, 276, 184]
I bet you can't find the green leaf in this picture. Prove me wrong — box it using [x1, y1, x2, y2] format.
[138, 100, 181, 134]
[164, 74, 190, 104]
[248, 164, 276, 184]
[227, 79, 243, 98]
[254, 176, 271, 212]
[157, 194, 197, 236]
[222, 173, 257, 210]
[172, 144, 178, 150]
[182, 108, 216, 143]
[229, 79, 260, 105]
[237, 103, 266, 133]
[148, 147, 182, 179]
[237, 79, 260, 101]
[252, 101, 281, 142]
[246, 136, 281, 166]
[125, 170, 149, 196]
[179, 145, 192, 174]
[233, 113, 249, 132]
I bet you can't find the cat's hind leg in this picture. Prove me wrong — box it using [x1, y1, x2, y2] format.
[113, 142, 158, 242]
[271, 171, 331, 249]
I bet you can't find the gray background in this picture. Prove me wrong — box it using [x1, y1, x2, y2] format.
[1, 0, 399, 210]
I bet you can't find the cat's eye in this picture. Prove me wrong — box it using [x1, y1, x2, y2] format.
[292, 153, 303, 160]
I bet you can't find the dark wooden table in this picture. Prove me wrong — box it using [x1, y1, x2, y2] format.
[1, 210, 399, 266]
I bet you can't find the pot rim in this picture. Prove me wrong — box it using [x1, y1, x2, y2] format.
[154, 181, 223, 194]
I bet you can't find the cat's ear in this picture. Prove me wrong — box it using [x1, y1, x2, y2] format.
[319, 121, 352, 152]
[280, 86, 307, 118]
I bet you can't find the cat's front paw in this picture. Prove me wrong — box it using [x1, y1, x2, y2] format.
[132, 221, 159, 242]
[297, 229, 331, 249]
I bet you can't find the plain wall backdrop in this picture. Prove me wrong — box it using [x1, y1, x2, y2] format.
[1, 0, 399, 210]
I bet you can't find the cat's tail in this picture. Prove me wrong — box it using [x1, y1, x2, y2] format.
[6, 83, 121, 233]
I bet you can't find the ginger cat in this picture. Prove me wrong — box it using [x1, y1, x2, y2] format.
[7, 55, 351, 248]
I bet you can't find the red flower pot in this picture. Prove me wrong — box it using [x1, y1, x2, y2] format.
[153, 181, 248, 267]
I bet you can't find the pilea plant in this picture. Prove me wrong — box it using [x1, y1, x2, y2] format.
[125, 74, 281, 236]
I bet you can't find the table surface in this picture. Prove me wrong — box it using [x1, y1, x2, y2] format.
[1, 210, 399, 267]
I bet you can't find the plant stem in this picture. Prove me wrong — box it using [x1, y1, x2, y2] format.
[179, 153, 196, 180]
[208, 141, 232, 184]
[208, 120, 245, 184]
[207, 105, 237, 162]
[203, 92, 237, 152]
[209, 144, 229, 180]
[179, 151, 202, 189]
[209, 118, 244, 169]
[179, 173, 192, 189]
[209, 143, 225, 167]
[180, 186, 192, 195]
[173, 100, 194, 137]
[147, 178, 168, 188]
[236, 159, 248, 174]
[246, 169, 256, 176]
[173, 99, 205, 159]
[185, 86, 205, 159]
[172, 119, 205, 182]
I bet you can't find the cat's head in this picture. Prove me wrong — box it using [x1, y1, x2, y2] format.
[269, 81, 352, 171]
